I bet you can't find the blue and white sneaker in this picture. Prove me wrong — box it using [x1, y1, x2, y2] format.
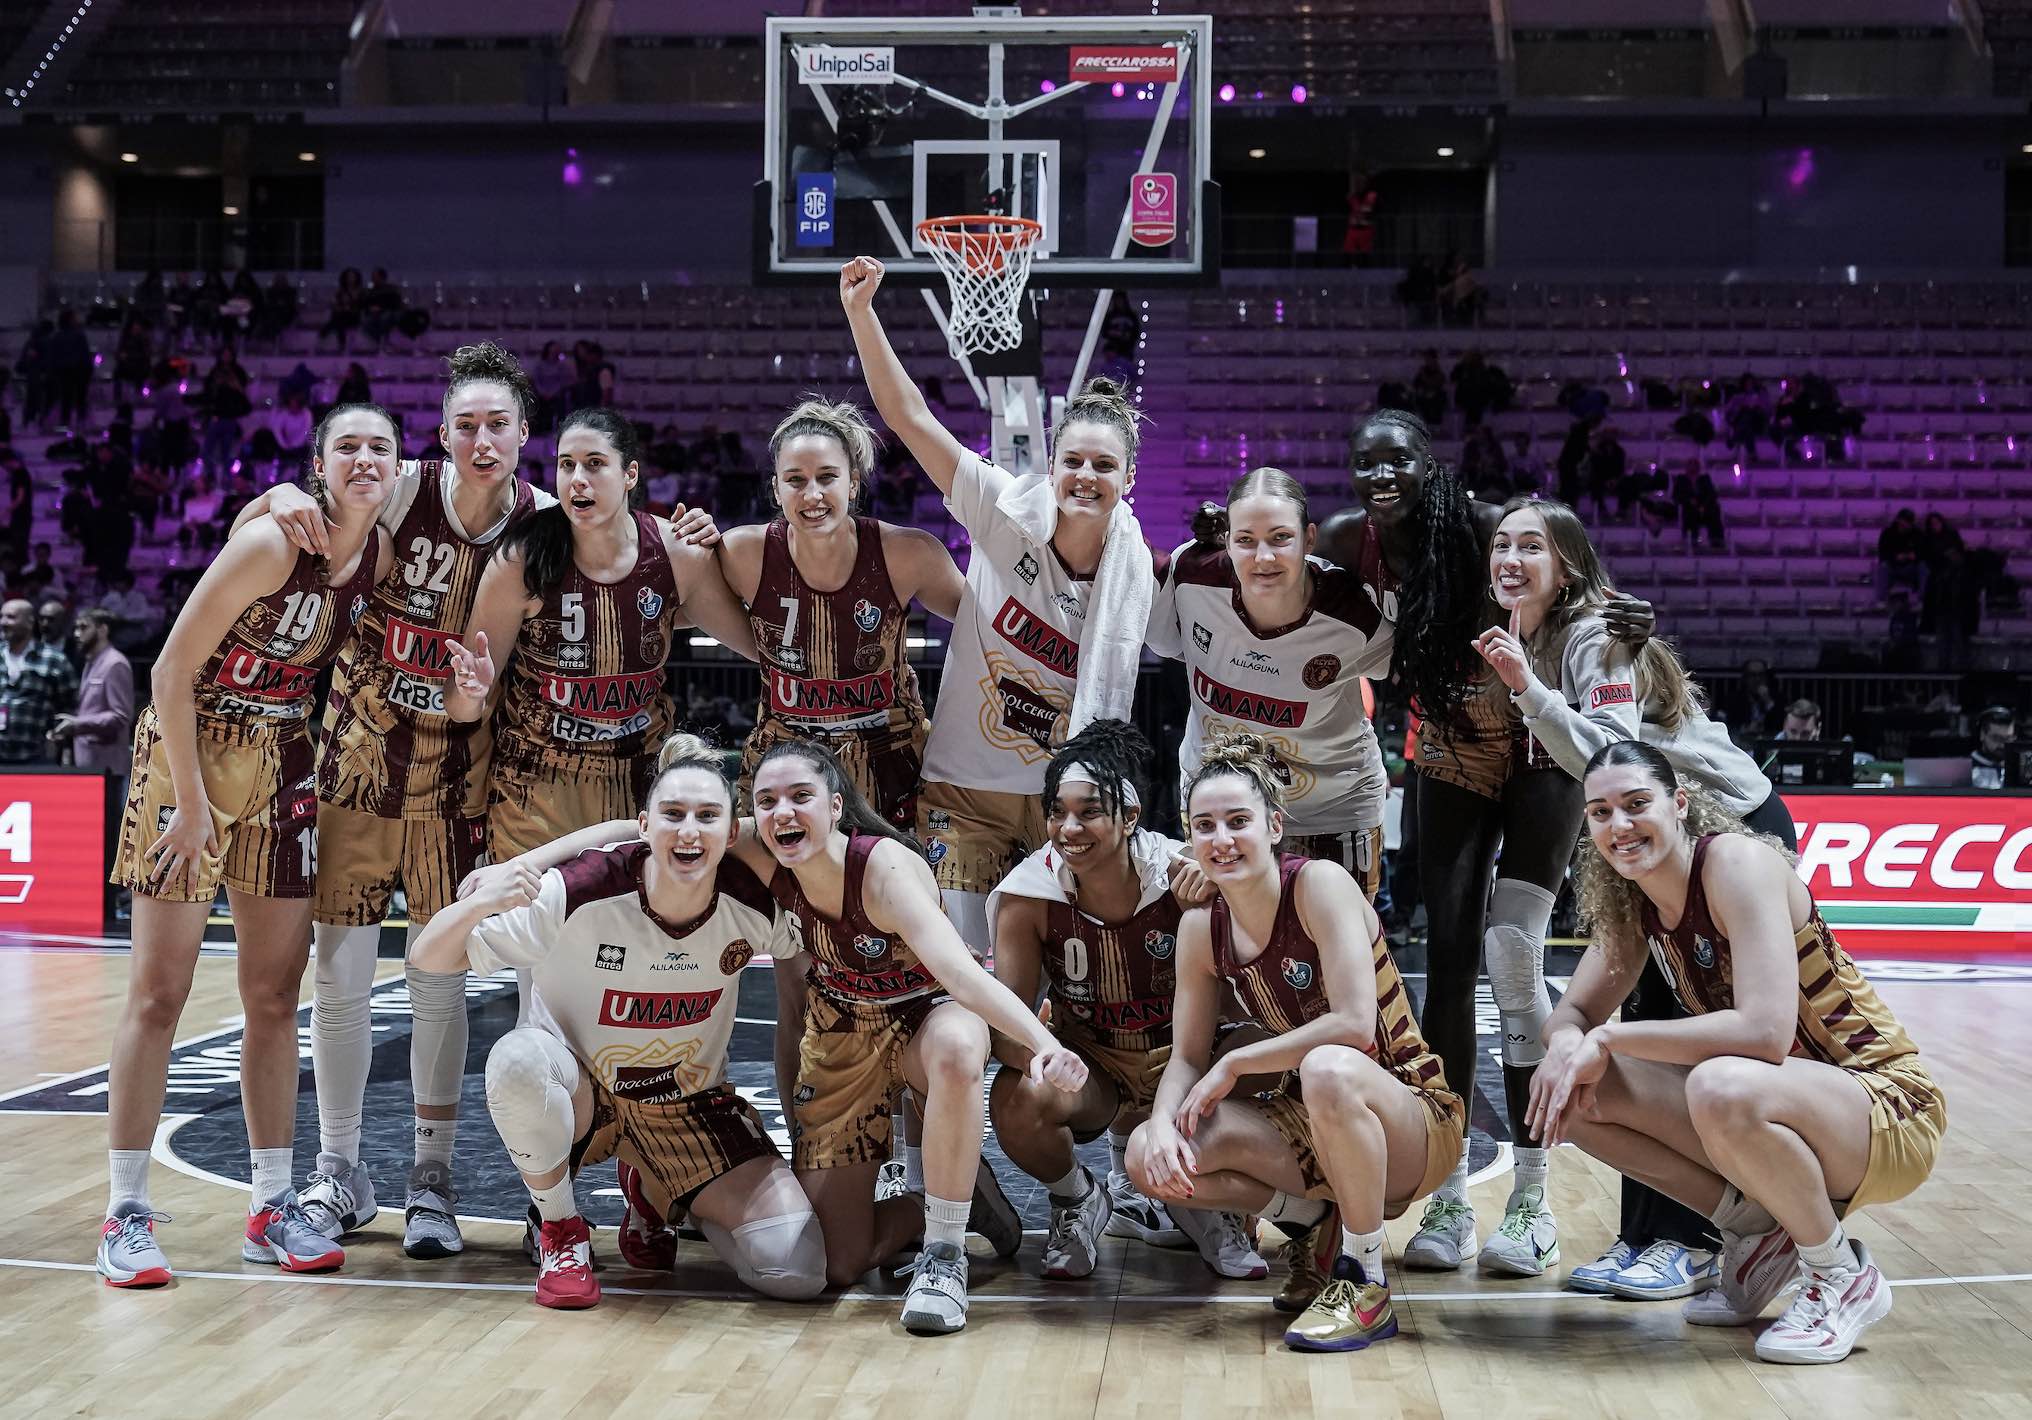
[243, 1190, 345, 1273]
[1477, 1184, 1559, 1277]
[1568, 1239, 1640, 1294]
[1604, 1240, 1718, 1301]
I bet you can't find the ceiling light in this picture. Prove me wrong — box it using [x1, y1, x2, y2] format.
[297, 151, 316, 161]
[119, 151, 137, 162]
[1248, 147, 1267, 159]
[222, 205, 239, 216]
[1437, 146, 1456, 157]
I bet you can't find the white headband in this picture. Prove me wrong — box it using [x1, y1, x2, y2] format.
[1059, 762, 1140, 809]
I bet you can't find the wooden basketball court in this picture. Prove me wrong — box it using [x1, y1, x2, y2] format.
[2, 941, 2028, 1420]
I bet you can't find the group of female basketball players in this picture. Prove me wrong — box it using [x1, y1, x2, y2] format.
[92, 255, 1944, 1362]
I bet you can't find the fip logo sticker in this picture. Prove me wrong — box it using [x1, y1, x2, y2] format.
[1130, 172, 1176, 247]
[796, 173, 835, 249]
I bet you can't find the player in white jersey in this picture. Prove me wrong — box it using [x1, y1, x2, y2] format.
[839, 256, 1155, 953]
[1150, 468, 1395, 900]
[410, 733, 824, 1309]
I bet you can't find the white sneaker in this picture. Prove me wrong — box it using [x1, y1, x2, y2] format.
[1684, 1225, 1800, 1327]
[899, 1240, 970, 1335]
[1754, 1241, 1891, 1364]
[1403, 1195, 1477, 1271]
[1568, 1239, 1640, 1294]
[1478, 1185, 1559, 1277]
[1603, 1239, 1718, 1301]
[298, 1153, 377, 1240]
[875, 1160, 910, 1202]
[1173, 1207, 1268, 1280]
[1040, 1170, 1113, 1280]
[1101, 1171, 1187, 1247]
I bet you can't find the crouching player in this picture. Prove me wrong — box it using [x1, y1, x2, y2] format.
[411, 733, 825, 1308]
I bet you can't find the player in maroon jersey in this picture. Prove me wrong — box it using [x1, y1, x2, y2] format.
[445, 406, 758, 858]
[753, 738, 1088, 1335]
[715, 396, 963, 827]
[1128, 734, 1464, 1351]
[97, 405, 397, 1289]
[986, 719, 1265, 1281]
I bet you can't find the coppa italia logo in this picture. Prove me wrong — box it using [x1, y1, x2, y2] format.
[1793, 793, 2032, 957]
[1069, 46, 1180, 83]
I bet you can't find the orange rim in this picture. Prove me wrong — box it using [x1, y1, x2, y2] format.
[917, 214, 1043, 273]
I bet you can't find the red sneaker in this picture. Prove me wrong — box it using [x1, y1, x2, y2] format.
[534, 1215, 601, 1310]
[616, 1161, 676, 1271]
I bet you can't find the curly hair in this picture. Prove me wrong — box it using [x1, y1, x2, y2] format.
[1573, 741, 1795, 958]
[443, 340, 537, 426]
[1043, 718, 1152, 825]
[1356, 409, 1486, 730]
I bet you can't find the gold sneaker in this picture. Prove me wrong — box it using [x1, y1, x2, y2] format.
[1284, 1257, 1399, 1352]
[1273, 1217, 1331, 1314]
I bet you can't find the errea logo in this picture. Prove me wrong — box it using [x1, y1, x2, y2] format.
[595, 942, 627, 972]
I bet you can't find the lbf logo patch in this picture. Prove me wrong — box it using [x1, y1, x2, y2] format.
[795, 173, 836, 248]
[853, 597, 882, 633]
[853, 933, 889, 959]
[1281, 957, 1314, 991]
[637, 586, 665, 621]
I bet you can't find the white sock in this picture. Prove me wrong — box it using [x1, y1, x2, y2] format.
[1437, 1139, 1471, 1205]
[902, 1139, 925, 1196]
[1108, 1129, 1131, 1179]
[1709, 1182, 1778, 1238]
[310, 922, 379, 1166]
[528, 1177, 576, 1223]
[925, 1194, 969, 1251]
[249, 1147, 293, 1211]
[1798, 1224, 1857, 1276]
[1263, 1190, 1330, 1235]
[1341, 1224, 1388, 1287]
[108, 1149, 151, 1216]
[414, 1114, 455, 1169]
[1045, 1164, 1091, 1203]
[1511, 1146, 1549, 1202]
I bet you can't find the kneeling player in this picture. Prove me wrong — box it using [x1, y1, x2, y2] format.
[410, 733, 825, 1309]
[1128, 735, 1465, 1352]
[987, 720, 1264, 1280]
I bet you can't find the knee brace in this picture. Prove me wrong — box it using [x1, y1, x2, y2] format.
[405, 928, 470, 1110]
[700, 1210, 827, 1301]
[483, 1028, 578, 1176]
[1485, 878, 1556, 1069]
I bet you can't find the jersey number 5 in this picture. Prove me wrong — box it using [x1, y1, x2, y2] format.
[561, 592, 585, 642]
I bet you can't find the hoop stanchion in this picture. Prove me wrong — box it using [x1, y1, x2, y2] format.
[916, 214, 1044, 361]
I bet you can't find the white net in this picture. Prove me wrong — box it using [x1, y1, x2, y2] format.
[917, 215, 1042, 361]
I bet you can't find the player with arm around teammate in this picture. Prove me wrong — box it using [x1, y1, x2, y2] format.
[1127, 734, 1465, 1351]
[1531, 740, 1945, 1364]
[96, 405, 397, 1287]
[753, 738, 1088, 1335]
[985, 719, 1265, 1282]
[409, 733, 825, 1309]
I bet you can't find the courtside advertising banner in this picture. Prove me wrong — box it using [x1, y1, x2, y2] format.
[796, 45, 896, 85]
[1792, 792, 2032, 957]
[1068, 46, 1181, 84]
[0, 773, 109, 934]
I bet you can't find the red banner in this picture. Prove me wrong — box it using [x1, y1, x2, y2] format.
[0, 773, 109, 935]
[1790, 792, 2032, 958]
[1069, 46, 1180, 83]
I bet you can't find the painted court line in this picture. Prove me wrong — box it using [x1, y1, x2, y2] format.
[5, 1255, 2025, 1304]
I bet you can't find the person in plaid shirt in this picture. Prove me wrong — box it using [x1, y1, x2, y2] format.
[0, 597, 75, 764]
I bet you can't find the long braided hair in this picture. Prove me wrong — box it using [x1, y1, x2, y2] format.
[1043, 718, 1152, 827]
[1358, 408, 1487, 730]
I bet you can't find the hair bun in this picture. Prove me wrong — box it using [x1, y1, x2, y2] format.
[655, 730, 716, 774]
[1199, 730, 1271, 771]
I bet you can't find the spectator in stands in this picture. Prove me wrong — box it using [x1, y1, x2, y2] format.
[198, 349, 251, 481]
[319, 267, 365, 350]
[361, 267, 404, 348]
[1922, 527, 1978, 669]
[1775, 371, 1862, 461]
[1410, 349, 1448, 426]
[1436, 251, 1485, 326]
[1555, 420, 1590, 505]
[132, 268, 167, 332]
[1778, 699, 1823, 742]
[99, 569, 156, 652]
[59, 470, 92, 546]
[14, 320, 52, 429]
[1449, 348, 1511, 429]
[1725, 658, 1780, 740]
[1687, 468, 1725, 549]
[1344, 174, 1378, 265]
[570, 339, 616, 411]
[35, 598, 79, 711]
[1395, 255, 1439, 320]
[1724, 373, 1772, 460]
[189, 269, 229, 346]
[247, 387, 313, 479]
[1971, 707, 2018, 789]
[49, 310, 93, 429]
[223, 268, 264, 343]
[48, 606, 131, 779]
[112, 319, 152, 405]
[335, 360, 372, 407]
[1875, 506, 1924, 600]
[1507, 431, 1544, 495]
[22, 544, 64, 602]
[1583, 423, 1627, 521]
[256, 273, 299, 343]
[6, 454, 32, 561]
[1922, 511, 1963, 565]
[1458, 423, 1510, 498]
[531, 340, 571, 435]
[165, 272, 196, 340]
[0, 598, 73, 765]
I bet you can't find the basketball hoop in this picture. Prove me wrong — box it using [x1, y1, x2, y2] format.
[916, 214, 1043, 361]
